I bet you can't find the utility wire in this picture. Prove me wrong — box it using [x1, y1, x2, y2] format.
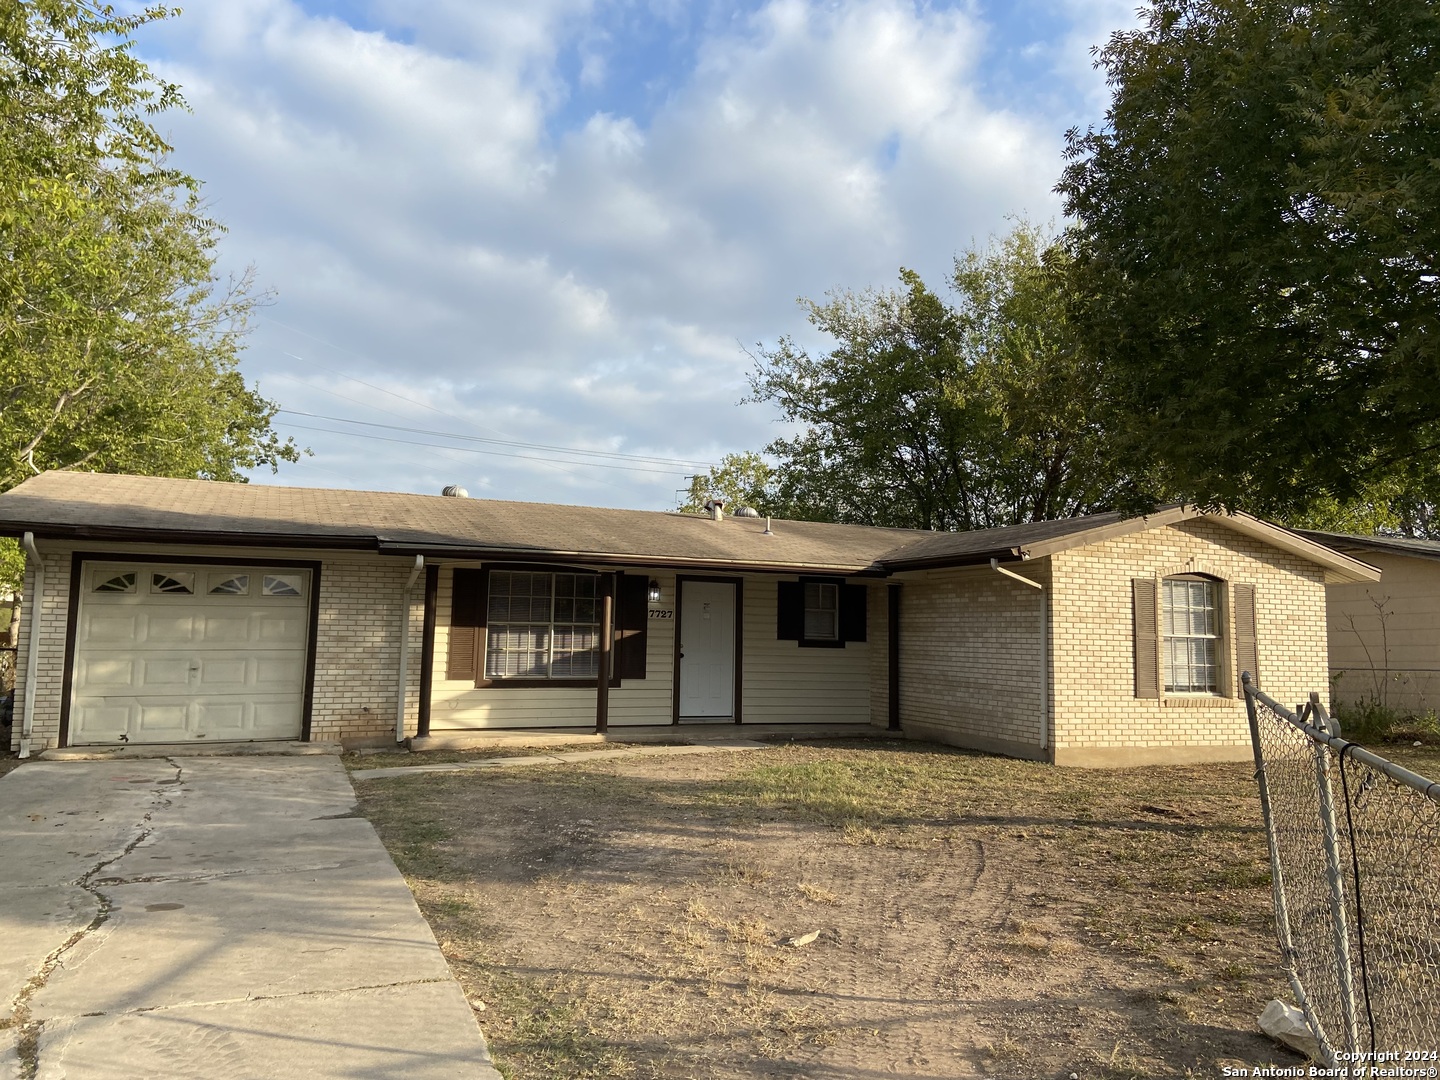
[275, 409, 716, 469]
[275, 422, 699, 476]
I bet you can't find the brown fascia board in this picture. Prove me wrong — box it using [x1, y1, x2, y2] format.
[876, 547, 1029, 573]
[374, 540, 889, 576]
[1214, 514, 1380, 583]
[0, 521, 380, 550]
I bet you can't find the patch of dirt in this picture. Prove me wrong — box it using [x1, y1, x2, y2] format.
[357, 742, 1311, 1079]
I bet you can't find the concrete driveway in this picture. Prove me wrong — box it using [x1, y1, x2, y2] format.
[0, 756, 501, 1080]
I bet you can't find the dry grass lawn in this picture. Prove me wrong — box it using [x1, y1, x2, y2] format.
[352, 738, 1440, 1079]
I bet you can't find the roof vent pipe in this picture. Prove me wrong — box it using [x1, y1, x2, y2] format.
[441, 485, 469, 498]
[703, 498, 726, 521]
[762, 516, 774, 536]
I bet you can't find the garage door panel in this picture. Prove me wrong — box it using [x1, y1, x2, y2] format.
[200, 615, 254, 644]
[140, 658, 194, 688]
[143, 614, 198, 644]
[83, 613, 140, 644]
[254, 656, 304, 687]
[78, 658, 137, 690]
[70, 562, 312, 746]
[196, 658, 249, 687]
[136, 702, 190, 733]
[256, 614, 306, 645]
[71, 703, 134, 738]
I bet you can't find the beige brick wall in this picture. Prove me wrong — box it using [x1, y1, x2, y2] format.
[1048, 518, 1329, 766]
[890, 562, 1050, 760]
[9, 541, 419, 752]
[1322, 551, 1440, 715]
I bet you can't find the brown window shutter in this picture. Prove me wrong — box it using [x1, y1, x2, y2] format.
[1234, 583, 1258, 689]
[1133, 578, 1160, 699]
[776, 581, 803, 640]
[447, 568, 484, 683]
[615, 573, 649, 680]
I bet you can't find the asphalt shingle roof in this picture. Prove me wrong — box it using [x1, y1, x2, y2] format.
[1294, 529, 1440, 563]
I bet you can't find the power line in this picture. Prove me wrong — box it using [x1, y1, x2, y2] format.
[275, 409, 718, 469]
[274, 422, 700, 476]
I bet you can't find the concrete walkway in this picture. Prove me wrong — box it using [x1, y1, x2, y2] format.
[351, 739, 770, 782]
[0, 758, 501, 1080]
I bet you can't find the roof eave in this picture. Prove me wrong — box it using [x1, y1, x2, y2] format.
[373, 540, 888, 576]
[1213, 514, 1381, 583]
[0, 522, 380, 551]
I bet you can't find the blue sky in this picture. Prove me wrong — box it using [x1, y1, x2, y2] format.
[129, 0, 1141, 508]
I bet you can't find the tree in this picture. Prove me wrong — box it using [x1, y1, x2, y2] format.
[0, 1, 299, 595]
[1058, 0, 1440, 518]
[678, 452, 778, 516]
[747, 223, 1127, 530]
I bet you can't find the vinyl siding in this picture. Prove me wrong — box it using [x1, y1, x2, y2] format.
[1324, 551, 1440, 714]
[430, 568, 873, 729]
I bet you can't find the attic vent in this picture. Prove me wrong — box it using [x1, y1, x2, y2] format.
[734, 506, 760, 518]
[441, 485, 470, 498]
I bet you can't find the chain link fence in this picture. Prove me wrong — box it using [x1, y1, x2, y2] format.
[1243, 673, 1440, 1066]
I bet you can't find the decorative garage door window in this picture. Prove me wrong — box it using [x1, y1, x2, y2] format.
[93, 572, 137, 593]
[485, 571, 600, 679]
[262, 574, 305, 597]
[208, 573, 249, 595]
[151, 571, 194, 594]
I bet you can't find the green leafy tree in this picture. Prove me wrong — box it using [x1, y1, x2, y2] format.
[678, 452, 777, 516]
[1058, 0, 1440, 518]
[748, 223, 1127, 530]
[0, 1, 300, 598]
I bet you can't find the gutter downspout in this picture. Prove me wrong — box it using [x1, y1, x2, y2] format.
[990, 558, 1049, 757]
[19, 533, 43, 759]
[395, 555, 424, 743]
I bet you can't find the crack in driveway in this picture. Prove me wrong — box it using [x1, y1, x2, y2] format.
[6, 759, 183, 1079]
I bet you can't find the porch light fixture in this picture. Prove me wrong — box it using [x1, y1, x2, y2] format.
[648, 579, 662, 603]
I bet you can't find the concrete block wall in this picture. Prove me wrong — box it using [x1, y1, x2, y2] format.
[892, 562, 1049, 760]
[1048, 518, 1329, 766]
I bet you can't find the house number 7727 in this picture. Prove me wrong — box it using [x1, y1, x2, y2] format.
[648, 609, 674, 619]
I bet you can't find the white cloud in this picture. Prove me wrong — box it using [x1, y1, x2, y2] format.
[134, 0, 1134, 508]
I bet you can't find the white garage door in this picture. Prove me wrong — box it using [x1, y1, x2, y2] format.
[69, 562, 312, 745]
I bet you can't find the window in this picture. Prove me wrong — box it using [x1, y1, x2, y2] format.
[93, 571, 137, 593]
[1163, 577, 1219, 693]
[262, 574, 304, 597]
[208, 574, 250, 595]
[803, 582, 839, 640]
[484, 571, 600, 679]
[150, 572, 194, 594]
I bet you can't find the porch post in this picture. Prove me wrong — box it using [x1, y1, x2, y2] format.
[596, 575, 613, 734]
[887, 582, 901, 731]
[417, 563, 438, 739]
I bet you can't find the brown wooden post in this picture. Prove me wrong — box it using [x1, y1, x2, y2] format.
[887, 582, 901, 731]
[596, 575, 613, 734]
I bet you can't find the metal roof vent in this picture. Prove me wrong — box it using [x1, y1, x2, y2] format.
[703, 497, 726, 521]
[441, 485, 469, 498]
[734, 506, 760, 518]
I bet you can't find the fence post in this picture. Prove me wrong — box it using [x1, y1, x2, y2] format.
[1309, 692, 1361, 1052]
[1242, 672, 1333, 1053]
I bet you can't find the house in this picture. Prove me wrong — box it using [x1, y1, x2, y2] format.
[0, 472, 1377, 766]
[1295, 530, 1440, 717]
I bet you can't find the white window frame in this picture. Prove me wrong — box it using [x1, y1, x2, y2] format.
[803, 581, 840, 642]
[1162, 576, 1221, 695]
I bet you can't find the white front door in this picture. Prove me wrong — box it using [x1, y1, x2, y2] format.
[678, 580, 736, 718]
[69, 563, 312, 745]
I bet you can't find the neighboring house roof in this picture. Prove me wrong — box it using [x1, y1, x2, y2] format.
[1294, 529, 1440, 565]
[0, 472, 1380, 582]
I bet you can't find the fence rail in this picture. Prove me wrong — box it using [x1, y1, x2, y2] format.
[1243, 673, 1440, 1066]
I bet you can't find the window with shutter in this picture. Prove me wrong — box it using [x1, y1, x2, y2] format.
[778, 578, 866, 647]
